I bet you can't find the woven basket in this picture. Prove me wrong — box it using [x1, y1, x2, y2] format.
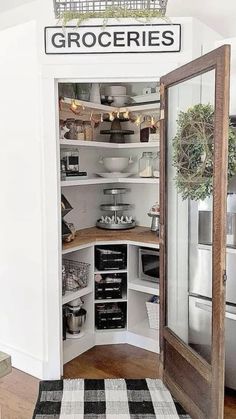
[146, 301, 159, 329]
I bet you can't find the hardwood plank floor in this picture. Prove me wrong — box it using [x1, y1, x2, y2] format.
[0, 345, 235, 418]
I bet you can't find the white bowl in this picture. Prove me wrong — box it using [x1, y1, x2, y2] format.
[101, 157, 131, 172]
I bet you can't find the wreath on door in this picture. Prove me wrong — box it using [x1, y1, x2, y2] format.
[172, 104, 236, 201]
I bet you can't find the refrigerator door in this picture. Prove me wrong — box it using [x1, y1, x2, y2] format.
[189, 296, 236, 389]
[189, 248, 236, 304]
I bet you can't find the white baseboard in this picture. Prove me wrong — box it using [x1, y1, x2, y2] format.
[0, 342, 44, 379]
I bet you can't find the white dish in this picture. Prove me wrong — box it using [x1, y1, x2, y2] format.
[130, 93, 160, 103]
[96, 172, 133, 178]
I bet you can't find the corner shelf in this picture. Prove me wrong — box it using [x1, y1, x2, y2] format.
[128, 278, 159, 296]
[62, 97, 160, 114]
[94, 269, 127, 274]
[60, 139, 159, 149]
[62, 286, 93, 305]
[61, 177, 159, 187]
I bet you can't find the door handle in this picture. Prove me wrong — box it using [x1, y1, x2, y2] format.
[195, 301, 236, 320]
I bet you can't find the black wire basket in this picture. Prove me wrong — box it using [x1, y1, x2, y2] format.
[54, 0, 168, 17]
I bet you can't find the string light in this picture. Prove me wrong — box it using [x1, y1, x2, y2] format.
[123, 110, 129, 119]
[135, 115, 142, 126]
[71, 99, 78, 111]
[109, 112, 115, 122]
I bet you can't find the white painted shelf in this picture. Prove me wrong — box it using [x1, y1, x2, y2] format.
[95, 327, 127, 333]
[128, 278, 159, 295]
[62, 97, 160, 114]
[129, 319, 158, 341]
[60, 139, 159, 149]
[94, 269, 127, 275]
[62, 286, 93, 305]
[94, 297, 127, 303]
[61, 177, 159, 187]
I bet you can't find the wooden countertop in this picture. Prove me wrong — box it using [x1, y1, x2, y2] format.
[63, 226, 159, 252]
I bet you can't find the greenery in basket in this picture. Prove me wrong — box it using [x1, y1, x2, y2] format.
[60, 7, 168, 27]
[172, 104, 236, 201]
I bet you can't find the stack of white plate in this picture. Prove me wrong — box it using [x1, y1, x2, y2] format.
[104, 85, 128, 107]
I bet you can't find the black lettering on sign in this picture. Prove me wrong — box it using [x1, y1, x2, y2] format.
[148, 31, 160, 46]
[142, 31, 146, 46]
[82, 32, 96, 47]
[162, 30, 174, 46]
[98, 32, 111, 47]
[114, 32, 125, 47]
[52, 33, 65, 48]
[68, 32, 80, 48]
[127, 31, 140, 47]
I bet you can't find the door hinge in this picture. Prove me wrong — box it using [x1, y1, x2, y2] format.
[223, 270, 227, 285]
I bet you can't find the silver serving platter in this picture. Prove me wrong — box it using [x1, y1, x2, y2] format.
[96, 220, 136, 230]
[104, 188, 128, 195]
[100, 204, 131, 211]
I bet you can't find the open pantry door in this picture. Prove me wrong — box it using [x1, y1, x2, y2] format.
[159, 45, 230, 419]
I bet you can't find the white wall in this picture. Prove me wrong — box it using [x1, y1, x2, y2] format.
[0, 4, 224, 379]
[0, 20, 46, 378]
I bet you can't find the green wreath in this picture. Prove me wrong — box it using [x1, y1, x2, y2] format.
[172, 104, 236, 201]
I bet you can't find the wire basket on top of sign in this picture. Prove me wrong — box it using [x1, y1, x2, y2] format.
[54, 0, 168, 17]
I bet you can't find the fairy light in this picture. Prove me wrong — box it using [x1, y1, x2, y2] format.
[71, 99, 78, 111]
[109, 112, 115, 122]
[123, 110, 129, 119]
[135, 115, 142, 126]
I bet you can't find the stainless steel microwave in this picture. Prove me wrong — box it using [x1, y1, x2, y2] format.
[139, 248, 159, 283]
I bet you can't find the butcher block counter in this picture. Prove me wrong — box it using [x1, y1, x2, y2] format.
[62, 226, 159, 253]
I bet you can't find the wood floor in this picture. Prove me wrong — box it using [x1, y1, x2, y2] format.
[0, 344, 235, 418]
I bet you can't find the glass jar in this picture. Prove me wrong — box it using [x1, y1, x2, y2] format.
[153, 152, 160, 178]
[83, 121, 93, 141]
[76, 121, 84, 141]
[139, 152, 154, 178]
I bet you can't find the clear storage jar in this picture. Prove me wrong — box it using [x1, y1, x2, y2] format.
[153, 152, 160, 178]
[139, 152, 154, 178]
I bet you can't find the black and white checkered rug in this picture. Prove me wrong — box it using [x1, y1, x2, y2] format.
[33, 378, 191, 418]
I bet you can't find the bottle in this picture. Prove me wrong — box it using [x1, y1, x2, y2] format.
[153, 152, 160, 178]
[139, 152, 154, 178]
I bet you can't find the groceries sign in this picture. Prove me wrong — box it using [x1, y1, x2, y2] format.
[45, 24, 181, 54]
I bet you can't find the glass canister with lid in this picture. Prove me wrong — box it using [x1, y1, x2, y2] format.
[153, 152, 160, 178]
[138, 152, 154, 178]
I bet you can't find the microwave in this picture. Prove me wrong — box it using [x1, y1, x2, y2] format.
[139, 248, 159, 283]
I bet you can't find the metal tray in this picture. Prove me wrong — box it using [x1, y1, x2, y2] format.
[96, 220, 136, 230]
[100, 204, 131, 211]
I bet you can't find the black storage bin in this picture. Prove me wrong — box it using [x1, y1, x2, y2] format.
[95, 282, 122, 300]
[95, 303, 126, 330]
[95, 245, 127, 271]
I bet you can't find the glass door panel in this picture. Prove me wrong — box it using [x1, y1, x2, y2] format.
[167, 70, 215, 364]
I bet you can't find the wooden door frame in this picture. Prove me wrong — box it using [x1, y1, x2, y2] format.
[159, 45, 230, 419]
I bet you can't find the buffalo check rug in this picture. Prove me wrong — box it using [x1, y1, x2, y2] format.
[33, 378, 191, 418]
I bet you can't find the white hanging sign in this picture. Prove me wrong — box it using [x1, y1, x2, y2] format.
[44, 24, 181, 55]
